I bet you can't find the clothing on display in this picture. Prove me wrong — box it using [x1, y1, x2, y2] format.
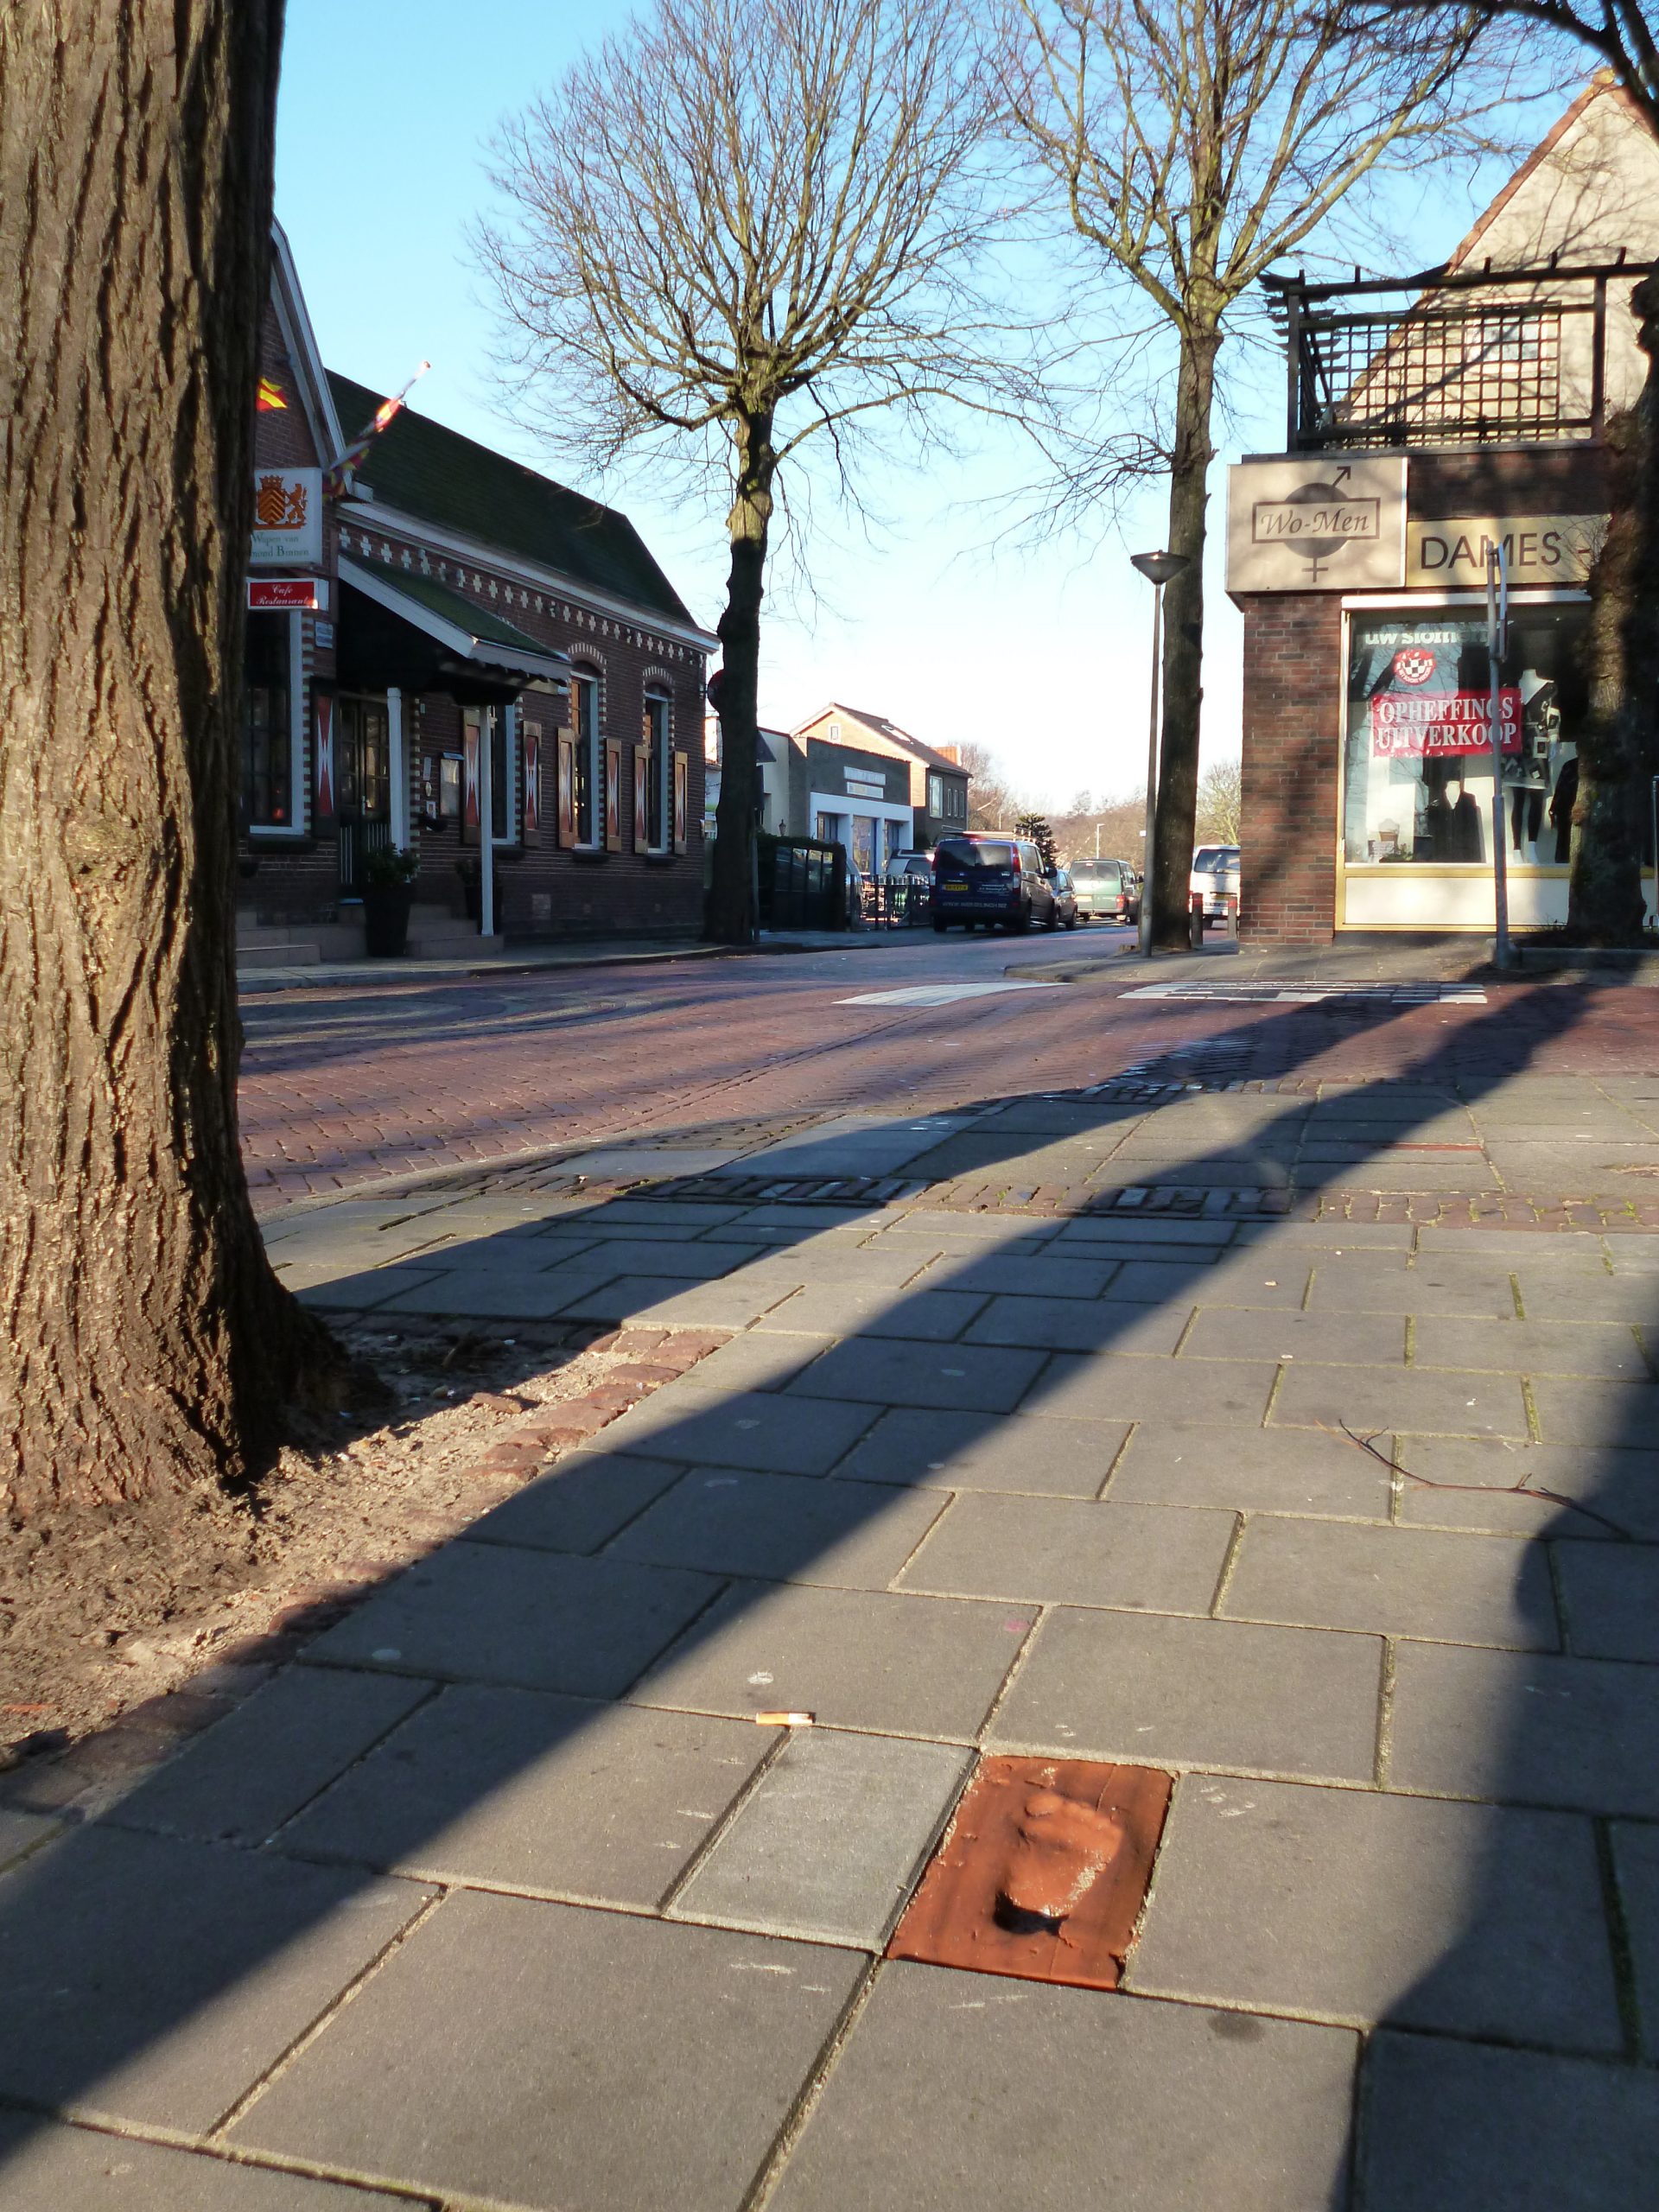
[1549, 753, 1579, 865]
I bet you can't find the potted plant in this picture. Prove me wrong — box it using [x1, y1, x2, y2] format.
[455, 854, 481, 920]
[360, 844, 419, 957]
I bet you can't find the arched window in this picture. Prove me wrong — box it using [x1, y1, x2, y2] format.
[642, 687, 671, 851]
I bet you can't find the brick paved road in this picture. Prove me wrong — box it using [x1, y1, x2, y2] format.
[240, 930, 1659, 1212]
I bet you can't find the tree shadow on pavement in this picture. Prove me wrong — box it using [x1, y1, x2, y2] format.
[1, 979, 1654, 2209]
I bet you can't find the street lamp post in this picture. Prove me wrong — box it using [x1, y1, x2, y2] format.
[1129, 550, 1191, 956]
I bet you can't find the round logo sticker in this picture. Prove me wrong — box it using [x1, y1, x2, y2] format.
[1392, 647, 1436, 685]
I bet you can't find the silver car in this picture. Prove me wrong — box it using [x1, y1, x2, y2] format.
[1190, 844, 1241, 920]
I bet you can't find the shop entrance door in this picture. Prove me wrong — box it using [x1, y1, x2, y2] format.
[335, 696, 391, 896]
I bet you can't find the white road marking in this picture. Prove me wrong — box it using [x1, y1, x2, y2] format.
[836, 981, 1067, 1007]
[1122, 980, 1487, 1005]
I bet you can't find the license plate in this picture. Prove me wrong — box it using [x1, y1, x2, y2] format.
[941, 876, 967, 887]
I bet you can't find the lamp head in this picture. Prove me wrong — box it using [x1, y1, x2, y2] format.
[1130, 550, 1189, 587]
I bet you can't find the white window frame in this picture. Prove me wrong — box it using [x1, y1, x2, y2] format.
[644, 687, 673, 853]
[573, 668, 602, 848]
[247, 609, 307, 838]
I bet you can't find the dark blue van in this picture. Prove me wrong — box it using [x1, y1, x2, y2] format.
[931, 835, 1059, 932]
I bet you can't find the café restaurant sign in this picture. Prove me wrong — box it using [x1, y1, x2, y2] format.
[1226, 456, 1407, 592]
[250, 467, 322, 567]
[1405, 513, 1608, 588]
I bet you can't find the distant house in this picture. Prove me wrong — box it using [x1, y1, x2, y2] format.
[702, 717, 788, 834]
[791, 704, 970, 851]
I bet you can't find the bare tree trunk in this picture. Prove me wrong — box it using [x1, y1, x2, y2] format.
[1149, 326, 1219, 951]
[707, 414, 777, 944]
[0, 1, 341, 1522]
[1567, 273, 1659, 944]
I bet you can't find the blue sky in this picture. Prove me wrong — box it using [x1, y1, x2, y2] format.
[274, 1, 1534, 808]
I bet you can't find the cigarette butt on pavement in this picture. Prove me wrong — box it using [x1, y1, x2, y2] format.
[754, 1710, 815, 1726]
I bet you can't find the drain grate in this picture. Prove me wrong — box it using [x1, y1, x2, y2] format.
[888, 1757, 1171, 1992]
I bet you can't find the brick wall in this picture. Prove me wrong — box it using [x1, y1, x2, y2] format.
[1238, 592, 1344, 944]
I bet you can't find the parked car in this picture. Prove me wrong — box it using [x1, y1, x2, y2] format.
[1190, 844, 1242, 921]
[931, 834, 1058, 932]
[1050, 866, 1081, 929]
[1067, 856, 1141, 925]
[884, 849, 934, 883]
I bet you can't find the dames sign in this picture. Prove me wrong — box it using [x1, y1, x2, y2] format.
[1370, 687, 1521, 759]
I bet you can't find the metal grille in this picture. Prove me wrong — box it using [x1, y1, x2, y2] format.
[1300, 302, 1570, 449]
[1268, 259, 1656, 454]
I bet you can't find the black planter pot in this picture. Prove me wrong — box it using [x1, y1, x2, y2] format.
[457, 864, 482, 921]
[361, 884, 413, 957]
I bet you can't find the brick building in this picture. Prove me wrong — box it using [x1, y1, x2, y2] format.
[791, 704, 970, 855]
[241, 226, 715, 957]
[1232, 80, 1659, 943]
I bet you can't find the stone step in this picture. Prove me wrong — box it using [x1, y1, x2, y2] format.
[405, 931, 505, 957]
[238, 941, 321, 969]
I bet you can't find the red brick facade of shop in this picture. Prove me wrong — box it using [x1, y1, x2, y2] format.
[1237, 593, 1344, 944]
[242, 234, 713, 944]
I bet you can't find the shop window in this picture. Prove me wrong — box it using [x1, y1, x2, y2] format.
[851, 817, 876, 873]
[244, 612, 298, 830]
[573, 670, 601, 845]
[1343, 602, 1587, 868]
[642, 689, 671, 850]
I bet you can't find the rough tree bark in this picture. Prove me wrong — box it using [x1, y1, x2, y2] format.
[1567, 270, 1659, 942]
[0, 2, 340, 1522]
[1150, 325, 1220, 950]
[708, 416, 777, 943]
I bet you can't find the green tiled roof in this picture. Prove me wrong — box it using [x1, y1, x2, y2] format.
[327, 372, 700, 629]
[345, 554, 564, 661]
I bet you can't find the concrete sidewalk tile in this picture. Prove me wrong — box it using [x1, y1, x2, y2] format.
[1033, 1351, 1279, 1427]
[103, 1668, 434, 1846]
[1271, 1364, 1528, 1438]
[1104, 1259, 1309, 1307]
[769, 1964, 1357, 2212]
[297, 1266, 447, 1312]
[897, 1493, 1235, 1614]
[1529, 1374, 1659, 1448]
[839, 1407, 1130, 1496]
[1359, 2031, 1659, 2210]
[988, 1607, 1382, 1781]
[229, 1892, 865, 2212]
[302, 1543, 721, 1696]
[738, 1249, 938, 1288]
[672, 1731, 969, 1947]
[279, 1686, 771, 1904]
[1128, 1777, 1619, 2050]
[605, 1278, 804, 1329]
[760, 1286, 988, 1341]
[1182, 1306, 1406, 1366]
[914, 1253, 1117, 1300]
[0, 2114, 413, 2210]
[552, 1274, 752, 1324]
[1222, 1520, 1558, 1649]
[1234, 1220, 1415, 1249]
[963, 1295, 1188, 1355]
[872, 1206, 1056, 1242]
[1517, 1272, 1657, 1323]
[785, 1338, 1048, 1414]
[556, 1237, 763, 1280]
[599, 1385, 878, 1474]
[1054, 1214, 1236, 1246]
[1108, 1423, 1393, 1519]
[0, 1824, 429, 2129]
[685, 1332, 835, 1393]
[1389, 1643, 1659, 1815]
[631, 1580, 1026, 1740]
[462, 1449, 687, 1554]
[379, 1266, 620, 1319]
[1413, 1226, 1607, 1260]
[1554, 1542, 1659, 1662]
[1392, 1437, 1659, 1542]
[1611, 1822, 1659, 2057]
[1415, 1319, 1651, 1380]
[1307, 1273, 1517, 1319]
[608, 1469, 946, 1588]
[0, 1811, 58, 1872]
